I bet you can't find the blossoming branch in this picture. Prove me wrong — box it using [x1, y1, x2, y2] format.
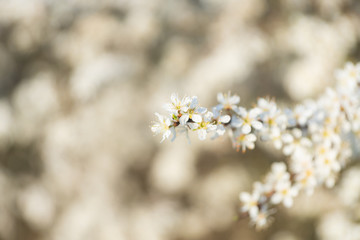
[150, 62, 360, 229]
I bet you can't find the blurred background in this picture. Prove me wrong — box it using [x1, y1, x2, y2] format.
[0, 0, 359, 239]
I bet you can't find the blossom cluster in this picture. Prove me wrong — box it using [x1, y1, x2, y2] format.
[317, 167, 360, 240]
[151, 62, 360, 229]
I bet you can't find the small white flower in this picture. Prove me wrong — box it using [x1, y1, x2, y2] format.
[163, 93, 191, 115]
[289, 103, 314, 126]
[335, 62, 360, 91]
[232, 107, 262, 134]
[240, 192, 260, 217]
[210, 107, 231, 139]
[249, 205, 273, 230]
[189, 111, 216, 140]
[231, 129, 257, 152]
[180, 96, 207, 125]
[259, 106, 287, 131]
[151, 113, 175, 142]
[265, 162, 290, 189]
[295, 168, 317, 195]
[315, 149, 341, 176]
[257, 98, 277, 113]
[318, 88, 341, 113]
[312, 125, 340, 146]
[271, 181, 298, 208]
[288, 149, 317, 194]
[212, 106, 231, 124]
[216, 91, 240, 111]
[266, 128, 292, 149]
[314, 143, 331, 158]
[282, 128, 312, 156]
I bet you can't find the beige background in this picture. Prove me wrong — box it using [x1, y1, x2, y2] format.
[0, 0, 359, 239]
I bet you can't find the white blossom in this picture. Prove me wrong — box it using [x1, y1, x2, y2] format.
[189, 111, 217, 140]
[335, 62, 360, 91]
[315, 149, 341, 176]
[271, 181, 298, 208]
[240, 192, 260, 217]
[211, 108, 230, 139]
[288, 103, 315, 127]
[266, 162, 290, 184]
[258, 101, 287, 132]
[216, 91, 240, 111]
[231, 129, 257, 152]
[179, 96, 207, 125]
[267, 128, 292, 149]
[249, 205, 273, 230]
[257, 98, 277, 113]
[151, 61, 360, 230]
[232, 107, 262, 134]
[282, 128, 312, 156]
[163, 93, 191, 115]
[151, 113, 175, 142]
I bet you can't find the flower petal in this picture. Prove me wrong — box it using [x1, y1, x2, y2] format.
[283, 197, 293, 208]
[170, 93, 178, 104]
[240, 192, 251, 202]
[191, 114, 202, 123]
[252, 120, 263, 130]
[229, 95, 240, 105]
[198, 129, 207, 140]
[271, 193, 282, 204]
[197, 107, 207, 114]
[180, 114, 189, 125]
[217, 92, 225, 103]
[219, 115, 231, 123]
[242, 124, 251, 134]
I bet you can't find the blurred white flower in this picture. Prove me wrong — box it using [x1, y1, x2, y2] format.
[240, 192, 260, 217]
[232, 107, 262, 134]
[188, 112, 217, 140]
[152, 62, 360, 230]
[231, 129, 257, 152]
[216, 91, 240, 111]
[267, 128, 292, 150]
[163, 93, 191, 115]
[282, 128, 312, 156]
[249, 205, 273, 230]
[335, 62, 360, 91]
[315, 150, 341, 176]
[266, 162, 290, 184]
[257, 98, 277, 113]
[180, 96, 207, 125]
[151, 113, 175, 142]
[271, 181, 298, 208]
